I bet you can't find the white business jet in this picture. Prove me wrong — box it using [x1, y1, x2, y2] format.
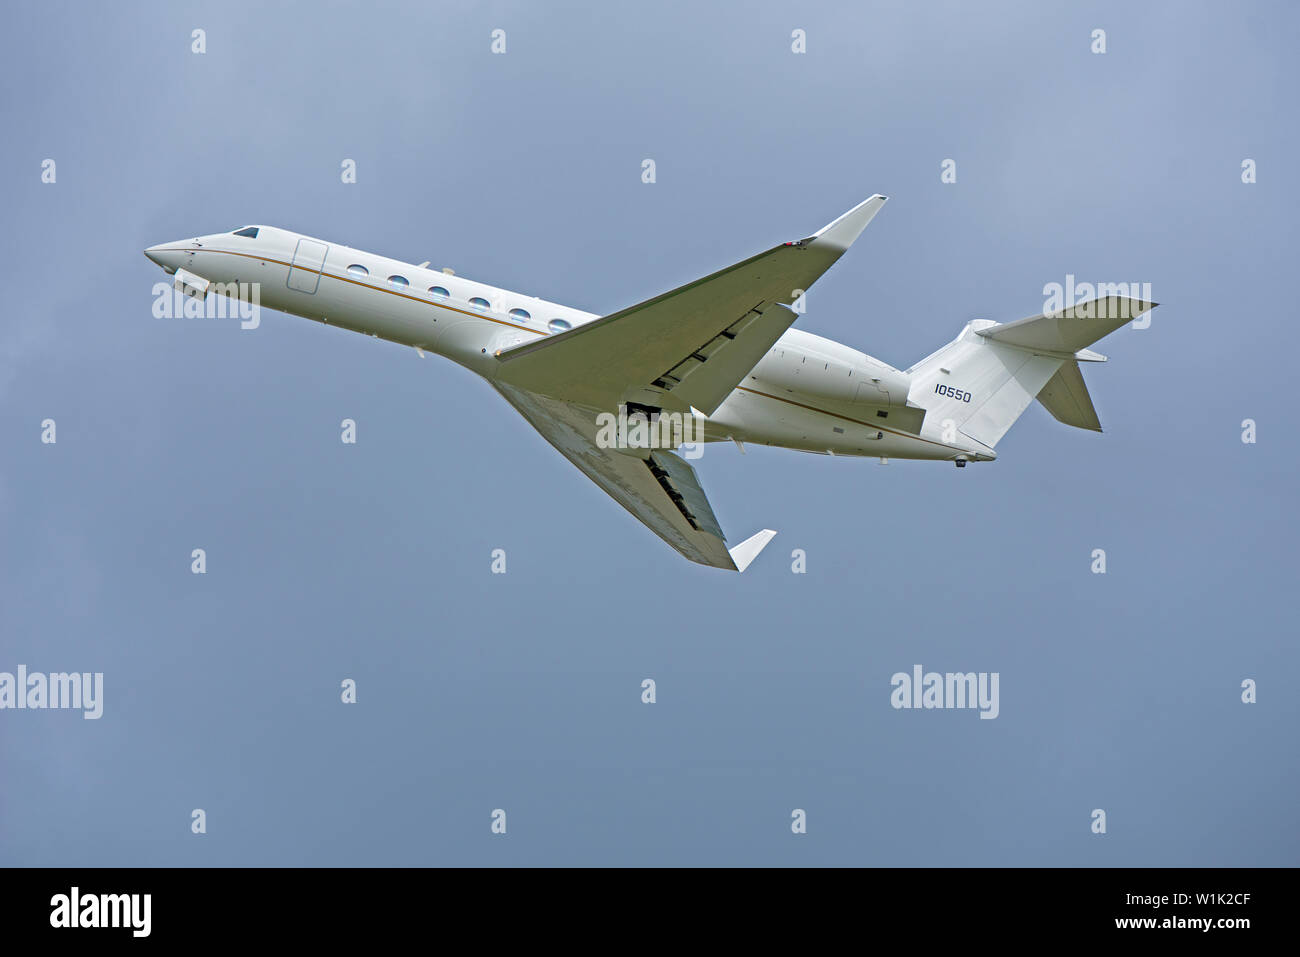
[145, 196, 1156, 571]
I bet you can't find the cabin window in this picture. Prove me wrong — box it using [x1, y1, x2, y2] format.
[508, 308, 531, 322]
[232, 226, 259, 238]
[468, 297, 491, 310]
[548, 318, 572, 333]
[388, 275, 409, 288]
[428, 286, 449, 300]
[347, 264, 369, 278]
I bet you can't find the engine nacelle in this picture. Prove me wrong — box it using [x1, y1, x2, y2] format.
[847, 357, 912, 407]
[752, 343, 913, 409]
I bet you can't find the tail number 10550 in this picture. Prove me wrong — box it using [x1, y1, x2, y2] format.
[934, 383, 972, 403]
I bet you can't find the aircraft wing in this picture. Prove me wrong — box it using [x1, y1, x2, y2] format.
[492, 382, 775, 571]
[492, 195, 888, 415]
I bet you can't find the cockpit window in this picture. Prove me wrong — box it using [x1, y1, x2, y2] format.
[232, 227, 259, 238]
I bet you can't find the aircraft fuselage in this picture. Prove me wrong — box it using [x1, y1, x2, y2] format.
[145, 225, 983, 463]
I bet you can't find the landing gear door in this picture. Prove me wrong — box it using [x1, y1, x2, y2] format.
[287, 238, 328, 293]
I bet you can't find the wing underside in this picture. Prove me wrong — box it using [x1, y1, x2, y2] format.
[492, 383, 740, 568]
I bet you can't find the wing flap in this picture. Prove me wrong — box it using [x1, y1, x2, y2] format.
[646, 451, 725, 540]
[649, 302, 797, 414]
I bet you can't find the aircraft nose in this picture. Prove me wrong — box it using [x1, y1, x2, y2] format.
[144, 244, 167, 267]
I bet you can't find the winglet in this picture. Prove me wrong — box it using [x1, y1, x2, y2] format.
[729, 528, 777, 573]
[806, 194, 888, 250]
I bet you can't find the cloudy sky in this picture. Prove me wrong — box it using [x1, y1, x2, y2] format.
[1, 0, 1296, 865]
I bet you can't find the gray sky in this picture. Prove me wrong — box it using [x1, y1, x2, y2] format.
[1, 0, 1296, 865]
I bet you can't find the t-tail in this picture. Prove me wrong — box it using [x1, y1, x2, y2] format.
[906, 295, 1159, 459]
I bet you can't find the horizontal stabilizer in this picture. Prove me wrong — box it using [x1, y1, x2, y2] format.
[1036, 359, 1102, 432]
[977, 296, 1158, 354]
